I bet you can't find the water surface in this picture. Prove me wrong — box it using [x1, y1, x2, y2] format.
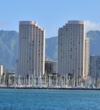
[0, 89, 100, 110]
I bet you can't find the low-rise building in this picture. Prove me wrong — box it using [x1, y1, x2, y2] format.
[45, 60, 53, 74]
[90, 56, 100, 85]
[45, 59, 58, 74]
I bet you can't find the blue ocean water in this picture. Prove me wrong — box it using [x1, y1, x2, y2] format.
[0, 89, 100, 110]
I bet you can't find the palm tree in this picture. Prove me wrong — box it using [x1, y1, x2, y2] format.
[43, 71, 49, 87]
[96, 80, 100, 87]
[57, 75, 60, 86]
[78, 75, 81, 86]
[70, 75, 75, 87]
[74, 75, 81, 87]
[81, 79, 85, 86]
[67, 74, 75, 87]
[43, 73, 47, 86]
[5, 73, 9, 87]
[26, 74, 29, 85]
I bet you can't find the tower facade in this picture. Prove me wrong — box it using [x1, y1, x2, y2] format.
[18, 21, 45, 78]
[58, 20, 89, 81]
[84, 37, 89, 78]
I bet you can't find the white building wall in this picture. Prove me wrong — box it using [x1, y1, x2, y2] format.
[84, 37, 89, 78]
[0, 65, 3, 77]
[58, 20, 88, 79]
[18, 21, 45, 77]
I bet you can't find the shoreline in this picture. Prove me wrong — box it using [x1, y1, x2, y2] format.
[0, 87, 100, 90]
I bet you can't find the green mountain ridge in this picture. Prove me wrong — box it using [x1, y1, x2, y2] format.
[0, 30, 18, 70]
[0, 30, 99, 70]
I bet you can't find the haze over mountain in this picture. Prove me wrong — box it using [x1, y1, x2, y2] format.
[87, 30, 100, 55]
[0, 30, 99, 70]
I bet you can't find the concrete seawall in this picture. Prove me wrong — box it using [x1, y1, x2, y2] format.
[0, 87, 100, 90]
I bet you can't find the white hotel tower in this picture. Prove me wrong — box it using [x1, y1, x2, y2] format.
[58, 20, 89, 84]
[18, 21, 45, 78]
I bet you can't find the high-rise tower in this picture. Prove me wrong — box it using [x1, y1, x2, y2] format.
[58, 20, 89, 85]
[18, 21, 45, 78]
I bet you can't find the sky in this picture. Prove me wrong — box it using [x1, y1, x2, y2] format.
[0, 0, 100, 38]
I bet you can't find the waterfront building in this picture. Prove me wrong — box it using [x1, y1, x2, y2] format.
[8, 72, 15, 86]
[18, 21, 45, 82]
[0, 65, 3, 77]
[2, 70, 15, 86]
[58, 20, 89, 86]
[45, 59, 58, 74]
[0, 65, 3, 83]
[90, 56, 100, 85]
[45, 60, 53, 74]
[45, 60, 54, 87]
[45, 59, 58, 87]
